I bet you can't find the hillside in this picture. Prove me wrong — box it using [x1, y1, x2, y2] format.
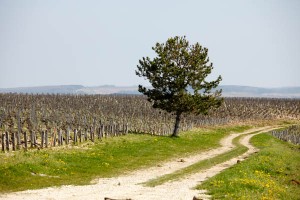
[0, 85, 300, 98]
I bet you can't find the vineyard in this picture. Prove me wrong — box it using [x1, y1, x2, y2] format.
[0, 93, 300, 151]
[271, 125, 300, 145]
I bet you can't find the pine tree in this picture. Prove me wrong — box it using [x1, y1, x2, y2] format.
[136, 36, 223, 136]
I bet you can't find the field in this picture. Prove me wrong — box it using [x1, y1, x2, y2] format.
[1, 94, 299, 152]
[0, 93, 299, 199]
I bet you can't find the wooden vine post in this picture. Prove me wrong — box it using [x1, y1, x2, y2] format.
[45, 130, 48, 148]
[5, 132, 9, 151]
[24, 131, 28, 151]
[11, 132, 16, 151]
[17, 131, 21, 150]
[30, 131, 34, 148]
[66, 129, 69, 145]
[1, 133, 5, 152]
[41, 131, 45, 148]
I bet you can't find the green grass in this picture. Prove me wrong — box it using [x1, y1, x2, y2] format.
[197, 132, 300, 200]
[0, 125, 250, 193]
[144, 131, 258, 187]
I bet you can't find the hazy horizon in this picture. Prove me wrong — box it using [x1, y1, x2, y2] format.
[1, 84, 300, 90]
[1, 0, 299, 88]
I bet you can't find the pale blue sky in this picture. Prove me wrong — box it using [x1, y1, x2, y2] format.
[0, 0, 299, 88]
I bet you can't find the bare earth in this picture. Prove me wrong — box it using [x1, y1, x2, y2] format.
[0, 126, 278, 200]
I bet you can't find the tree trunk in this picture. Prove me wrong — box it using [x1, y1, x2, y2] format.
[172, 112, 182, 137]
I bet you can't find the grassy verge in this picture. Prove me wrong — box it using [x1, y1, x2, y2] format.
[0, 125, 250, 193]
[144, 131, 257, 187]
[197, 132, 300, 200]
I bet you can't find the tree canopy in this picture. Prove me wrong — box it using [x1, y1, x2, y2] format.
[136, 36, 223, 136]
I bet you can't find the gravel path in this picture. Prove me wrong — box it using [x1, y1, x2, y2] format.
[0, 126, 278, 200]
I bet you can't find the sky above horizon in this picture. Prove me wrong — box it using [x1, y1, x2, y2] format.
[0, 0, 299, 88]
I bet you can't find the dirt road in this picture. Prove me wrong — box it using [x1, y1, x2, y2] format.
[0, 126, 278, 200]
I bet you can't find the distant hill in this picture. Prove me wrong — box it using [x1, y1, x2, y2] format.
[0, 85, 85, 94]
[0, 85, 299, 98]
[76, 85, 139, 95]
[218, 85, 300, 98]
